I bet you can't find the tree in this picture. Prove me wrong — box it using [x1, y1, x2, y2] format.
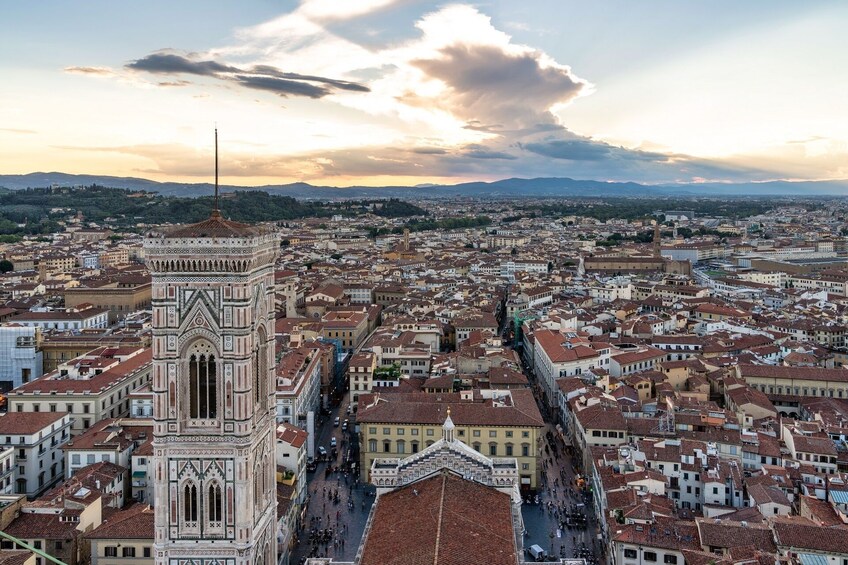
[281, 239, 291, 247]
[511, 247, 518, 255]
[0, 259, 12, 273]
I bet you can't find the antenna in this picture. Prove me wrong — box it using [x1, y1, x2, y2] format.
[214, 127, 220, 215]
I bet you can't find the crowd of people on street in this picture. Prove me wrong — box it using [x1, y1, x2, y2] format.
[530, 427, 603, 563]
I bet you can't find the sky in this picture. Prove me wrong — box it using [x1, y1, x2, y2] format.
[2, 0, 847, 187]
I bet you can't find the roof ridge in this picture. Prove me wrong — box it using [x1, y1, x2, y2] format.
[432, 473, 446, 565]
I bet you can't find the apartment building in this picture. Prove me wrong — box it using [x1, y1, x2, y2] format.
[86, 503, 154, 565]
[356, 388, 544, 491]
[532, 329, 611, 408]
[64, 278, 152, 324]
[7, 347, 152, 435]
[40, 331, 150, 373]
[737, 365, 848, 416]
[0, 411, 72, 497]
[0, 324, 42, 391]
[12, 307, 109, 331]
[321, 310, 369, 352]
[348, 351, 377, 404]
[275, 344, 322, 431]
[610, 346, 666, 378]
[63, 417, 152, 479]
[0, 446, 14, 494]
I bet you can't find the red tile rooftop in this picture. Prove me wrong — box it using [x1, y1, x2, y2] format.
[359, 472, 517, 565]
[10, 349, 151, 395]
[0, 411, 68, 434]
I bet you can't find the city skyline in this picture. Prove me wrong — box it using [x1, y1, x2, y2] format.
[2, 0, 847, 187]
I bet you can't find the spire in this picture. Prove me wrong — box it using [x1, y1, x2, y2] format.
[442, 407, 455, 442]
[213, 127, 220, 217]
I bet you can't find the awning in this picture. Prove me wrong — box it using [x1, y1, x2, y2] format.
[132, 471, 147, 478]
[798, 553, 828, 565]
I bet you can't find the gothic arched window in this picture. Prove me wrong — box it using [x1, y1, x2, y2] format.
[255, 326, 268, 410]
[208, 483, 223, 523]
[189, 352, 217, 419]
[183, 482, 198, 523]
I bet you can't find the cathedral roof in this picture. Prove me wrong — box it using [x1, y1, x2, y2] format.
[163, 211, 267, 238]
[360, 472, 517, 565]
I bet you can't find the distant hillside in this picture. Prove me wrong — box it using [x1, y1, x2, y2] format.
[0, 172, 846, 198]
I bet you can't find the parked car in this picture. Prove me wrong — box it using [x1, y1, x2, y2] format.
[526, 545, 546, 562]
[318, 446, 327, 457]
[334, 416, 340, 427]
[342, 419, 349, 431]
[330, 437, 337, 448]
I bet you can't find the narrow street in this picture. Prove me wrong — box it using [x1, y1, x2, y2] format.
[289, 352, 602, 564]
[521, 354, 603, 563]
[290, 398, 376, 565]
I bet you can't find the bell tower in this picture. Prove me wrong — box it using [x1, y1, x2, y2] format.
[144, 133, 280, 565]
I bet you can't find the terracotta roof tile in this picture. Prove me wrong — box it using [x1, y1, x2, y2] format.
[85, 502, 155, 540]
[360, 472, 517, 565]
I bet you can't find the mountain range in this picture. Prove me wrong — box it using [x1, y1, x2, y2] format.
[1, 172, 847, 199]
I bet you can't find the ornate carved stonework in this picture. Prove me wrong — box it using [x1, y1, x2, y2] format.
[145, 215, 280, 565]
[371, 415, 523, 505]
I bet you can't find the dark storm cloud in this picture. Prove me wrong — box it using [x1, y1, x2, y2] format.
[250, 65, 370, 92]
[462, 145, 517, 160]
[126, 53, 239, 75]
[521, 139, 611, 161]
[410, 147, 448, 155]
[233, 75, 331, 98]
[521, 139, 670, 163]
[124, 51, 369, 98]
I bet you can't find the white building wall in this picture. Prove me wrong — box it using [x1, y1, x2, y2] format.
[0, 447, 14, 494]
[0, 326, 43, 391]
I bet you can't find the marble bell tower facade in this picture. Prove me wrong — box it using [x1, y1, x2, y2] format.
[144, 211, 280, 565]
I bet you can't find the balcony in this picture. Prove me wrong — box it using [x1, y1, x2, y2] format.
[131, 470, 147, 488]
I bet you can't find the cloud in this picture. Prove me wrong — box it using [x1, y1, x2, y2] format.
[0, 128, 36, 135]
[126, 53, 238, 75]
[520, 139, 669, 162]
[521, 140, 609, 161]
[64, 66, 116, 76]
[249, 65, 370, 92]
[60, 2, 816, 185]
[233, 75, 330, 98]
[412, 43, 586, 130]
[157, 80, 192, 87]
[461, 145, 517, 160]
[123, 51, 369, 99]
[298, 0, 405, 22]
